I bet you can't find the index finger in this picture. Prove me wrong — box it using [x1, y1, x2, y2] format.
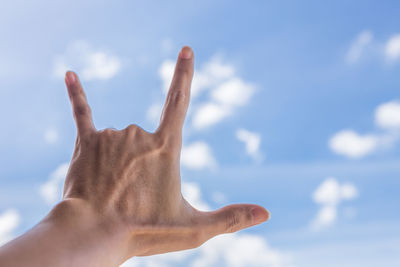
[157, 46, 194, 141]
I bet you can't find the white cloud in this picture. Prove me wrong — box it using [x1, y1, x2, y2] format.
[192, 78, 255, 130]
[236, 128, 263, 161]
[158, 56, 236, 99]
[121, 233, 292, 267]
[181, 182, 210, 211]
[154, 55, 255, 131]
[312, 205, 337, 230]
[199, 56, 235, 82]
[53, 40, 121, 81]
[191, 56, 236, 98]
[181, 141, 216, 170]
[39, 162, 69, 204]
[329, 130, 379, 158]
[192, 103, 231, 129]
[330, 100, 400, 159]
[44, 127, 59, 144]
[346, 30, 373, 64]
[146, 102, 164, 126]
[211, 78, 255, 107]
[120, 249, 190, 267]
[312, 177, 358, 206]
[160, 38, 174, 55]
[311, 177, 358, 230]
[212, 191, 228, 205]
[345, 31, 400, 65]
[192, 234, 294, 267]
[375, 101, 400, 130]
[158, 59, 175, 94]
[0, 209, 20, 246]
[385, 34, 400, 62]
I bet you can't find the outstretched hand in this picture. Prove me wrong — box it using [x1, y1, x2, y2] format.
[63, 46, 269, 261]
[0, 46, 269, 267]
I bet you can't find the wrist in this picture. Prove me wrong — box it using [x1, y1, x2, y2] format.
[41, 198, 131, 266]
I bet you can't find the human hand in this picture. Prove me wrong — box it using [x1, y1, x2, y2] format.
[61, 46, 269, 264]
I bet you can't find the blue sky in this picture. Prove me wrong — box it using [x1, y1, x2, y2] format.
[0, 1, 400, 266]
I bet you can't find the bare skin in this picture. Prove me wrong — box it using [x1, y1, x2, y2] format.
[0, 46, 269, 267]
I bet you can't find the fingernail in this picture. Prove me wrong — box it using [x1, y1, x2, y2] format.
[65, 71, 76, 86]
[179, 46, 193, 59]
[251, 207, 269, 225]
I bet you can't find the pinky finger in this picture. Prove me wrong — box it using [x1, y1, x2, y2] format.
[65, 71, 96, 137]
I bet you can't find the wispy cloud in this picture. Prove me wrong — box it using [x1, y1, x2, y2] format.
[149, 53, 258, 171]
[0, 209, 20, 246]
[193, 77, 255, 130]
[181, 141, 216, 170]
[158, 59, 176, 94]
[146, 102, 164, 126]
[181, 182, 210, 211]
[39, 162, 69, 204]
[153, 55, 255, 130]
[44, 127, 59, 144]
[310, 177, 358, 230]
[211, 191, 228, 205]
[121, 233, 293, 267]
[236, 128, 263, 161]
[158, 56, 235, 98]
[329, 100, 400, 159]
[346, 31, 400, 65]
[192, 102, 231, 130]
[53, 40, 121, 81]
[191, 233, 293, 267]
[385, 34, 400, 62]
[346, 30, 373, 64]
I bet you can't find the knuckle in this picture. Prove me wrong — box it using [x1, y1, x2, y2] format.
[225, 210, 241, 233]
[124, 124, 140, 136]
[151, 130, 168, 149]
[74, 104, 90, 117]
[175, 63, 193, 76]
[157, 141, 180, 161]
[76, 132, 93, 147]
[99, 128, 116, 138]
[69, 85, 82, 97]
[170, 89, 187, 105]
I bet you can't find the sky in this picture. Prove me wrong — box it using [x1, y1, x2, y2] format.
[0, 0, 400, 266]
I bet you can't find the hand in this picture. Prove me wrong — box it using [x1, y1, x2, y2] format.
[0, 46, 269, 267]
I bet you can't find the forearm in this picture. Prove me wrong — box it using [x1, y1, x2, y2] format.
[0, 199, 130, 267]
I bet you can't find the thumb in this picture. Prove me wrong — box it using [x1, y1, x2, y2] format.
[201, 204, 270, 237]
